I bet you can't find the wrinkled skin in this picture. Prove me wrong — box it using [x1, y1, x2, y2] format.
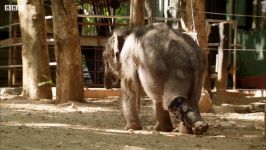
[103, 23, 208, 134]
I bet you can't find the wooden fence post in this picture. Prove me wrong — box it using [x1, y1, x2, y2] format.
[215, 23, 229, 103]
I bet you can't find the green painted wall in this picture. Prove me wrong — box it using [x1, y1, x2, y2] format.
[237, 29, 266, 76]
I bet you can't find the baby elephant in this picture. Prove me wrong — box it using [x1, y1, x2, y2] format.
[103, 23, 208, 135]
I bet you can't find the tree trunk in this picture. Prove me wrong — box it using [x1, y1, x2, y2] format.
[17, 0, 52, 99]
[129, 0, 145, 29]
[194, 0, 212, 96]
[181, 0, 212, 96]
[51, 0, 84, 103]
[181, 0, 193, 31]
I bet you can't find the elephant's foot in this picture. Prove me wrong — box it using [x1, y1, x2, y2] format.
[155, 121, 173, 132]
[179, 122, 193, 134]
[125, 122, 142, 130]
[155, 108, 173, 132]
[168, 97, 209, 135]
[192, 121, 209, 135]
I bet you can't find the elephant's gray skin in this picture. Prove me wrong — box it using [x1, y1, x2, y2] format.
[103, 23, 208, 135]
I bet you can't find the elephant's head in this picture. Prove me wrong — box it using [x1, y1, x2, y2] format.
[103, 31, 125, 89]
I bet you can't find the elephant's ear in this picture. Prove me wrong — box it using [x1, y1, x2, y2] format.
[113, 32, 125, 56]
[113, 32, 120, 55]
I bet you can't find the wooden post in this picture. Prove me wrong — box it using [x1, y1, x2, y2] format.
[264, 103, 266, 138]
[129, 0, 145, 29]
[215, 23, 229, 103]
[181, 0, 212, 97]
[232, 21, 238, 89]
[151, 0, 157, 23]
[7, 46, 12, 86]
[11, 25, 17, 86]
[8, 11, 12, 87]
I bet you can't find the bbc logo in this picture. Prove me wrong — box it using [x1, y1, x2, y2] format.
[5, 5, 18, 11]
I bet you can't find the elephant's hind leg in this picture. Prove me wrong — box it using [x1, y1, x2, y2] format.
[154, 101, 173, 132]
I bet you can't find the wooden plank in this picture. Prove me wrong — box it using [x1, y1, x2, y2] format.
[84, 88, 122, 98]
[212, 89, 266, 98]
[78, 14, 130, 19]
[0, 23, 19, 30]
[1, 87, 265, 99]
[85, 88, 266, 99]
[0, 36, 108, 47]
[51, 88, 122, 99]
[0, 37, 22, 47]
[78, 22, 128, 27]
[52, 87, 147, 99]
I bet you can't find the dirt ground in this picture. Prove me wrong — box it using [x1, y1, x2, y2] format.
[0, 93, 265, 150]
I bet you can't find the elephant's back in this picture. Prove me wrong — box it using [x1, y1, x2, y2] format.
[121, 23, 205, 75]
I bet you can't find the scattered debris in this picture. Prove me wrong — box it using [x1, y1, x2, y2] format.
[212, 103, 266, 113]
[243, 124, 256, 130]
[250, 102, 265, 112]
[220, 121, 237, 128]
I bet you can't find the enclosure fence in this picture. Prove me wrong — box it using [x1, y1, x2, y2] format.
[0, 14, 265, 89]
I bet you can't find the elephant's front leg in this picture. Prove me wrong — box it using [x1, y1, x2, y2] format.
[154, 101, 173, 132]
[121, 78, 142, 130]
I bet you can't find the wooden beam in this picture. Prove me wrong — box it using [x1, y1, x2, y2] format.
[0, 36, 108, 48]
[51, 87, 149, 99]
[1, 87, 265, 99]
[50, 88, 122, 99]
[84, 88, 122, 98]
[0, 37, 22, 47]
[78, 22, 128, 27]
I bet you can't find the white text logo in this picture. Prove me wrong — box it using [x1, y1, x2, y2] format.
[5, 5, 18, 11]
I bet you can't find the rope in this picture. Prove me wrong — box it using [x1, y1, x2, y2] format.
[190, 0, 199, 45]
[203, 47, 266, 52]
[191, 10, 266, 18]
